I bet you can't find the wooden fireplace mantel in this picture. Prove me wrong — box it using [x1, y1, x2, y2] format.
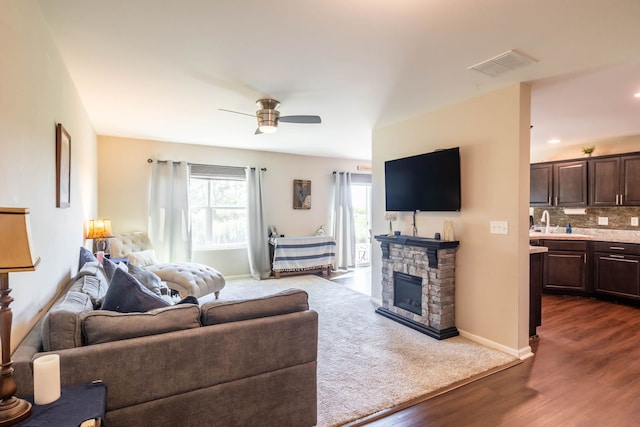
[374, 235, 459, 268]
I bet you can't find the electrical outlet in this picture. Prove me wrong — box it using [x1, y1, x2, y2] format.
[598, 217, 608, 226]
[632, 217, 639, 227]
[490, 221, 509, 235]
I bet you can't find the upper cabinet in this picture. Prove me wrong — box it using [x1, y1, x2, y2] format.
[589, 154, 640, 206]
[530, 160, 587, 207]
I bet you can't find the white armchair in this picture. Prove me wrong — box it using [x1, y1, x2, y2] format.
[109, 232, 225, 299]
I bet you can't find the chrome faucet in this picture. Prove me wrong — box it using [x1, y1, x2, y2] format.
[541, 210, 550, 234]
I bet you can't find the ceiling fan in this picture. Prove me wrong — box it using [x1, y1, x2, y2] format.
[220, 99, 321, 134]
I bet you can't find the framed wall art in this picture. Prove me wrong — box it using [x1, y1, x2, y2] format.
[293, 179, 311, 209]
[56, 123, 71, 208]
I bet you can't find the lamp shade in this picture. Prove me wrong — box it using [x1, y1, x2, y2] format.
[0, 208, 39, 273]
[86, 219, 113, 240]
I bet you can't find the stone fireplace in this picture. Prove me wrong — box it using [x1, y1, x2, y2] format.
[375, 235, 459, 340]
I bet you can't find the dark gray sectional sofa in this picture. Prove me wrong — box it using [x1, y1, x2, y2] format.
[12, 257, 318, 426]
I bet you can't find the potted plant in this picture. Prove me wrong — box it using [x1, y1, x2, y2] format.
[582, 146, 595, 157]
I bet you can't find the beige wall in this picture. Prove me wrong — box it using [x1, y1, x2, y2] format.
[0, 1, 97, 349]
[98, 136, 368, 276]
[372, 84, 532, 357]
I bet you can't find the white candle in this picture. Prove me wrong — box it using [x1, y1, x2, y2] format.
[33, 354, 60, 405]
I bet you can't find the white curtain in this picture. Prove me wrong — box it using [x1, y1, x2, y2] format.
[332, 172, 356, 269]
[246, 167, 271, 280]
[148, 160, 192, 263]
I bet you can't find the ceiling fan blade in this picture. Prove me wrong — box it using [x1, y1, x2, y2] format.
[279, 115, 321, 124]
[219, 108, 256, 118]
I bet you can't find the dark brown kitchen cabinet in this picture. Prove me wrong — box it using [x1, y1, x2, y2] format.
[529, 251, 543, 337]
[543, 240, 588, 294]
[593, 242, 640, 300]
[589, 154, 640, 206]
[530, 160, 587, 207]
[530, 163, 553, 206]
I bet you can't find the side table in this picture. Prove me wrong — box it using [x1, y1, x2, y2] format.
[17, 382, 107, 427]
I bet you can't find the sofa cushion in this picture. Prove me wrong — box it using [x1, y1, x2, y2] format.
[83, 304, 201, 345]
[101, 268, 171, 313]
[41, 291, 94, 351]
[126, 249, 159, 267]
[200, 288, 309, 326]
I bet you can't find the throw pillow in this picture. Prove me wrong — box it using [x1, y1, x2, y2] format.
[126, 249, 159, 267]
[78, 247, 98, 270]
[74, 261, 110, 299]
[102, 257, 118, 281]
[127, 264, 168, 297]
[101, 268, 170, 313]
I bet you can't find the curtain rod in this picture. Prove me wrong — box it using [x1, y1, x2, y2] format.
[147, 158, 266, 171]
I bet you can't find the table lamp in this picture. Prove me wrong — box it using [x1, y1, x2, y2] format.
[0, 208, 40, 425]
[86, 219, 113, 253]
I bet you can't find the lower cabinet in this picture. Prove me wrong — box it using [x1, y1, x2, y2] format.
[543, 240, 589, 294]
[593, 242, 640, 300]
[529, 252, 543, 337]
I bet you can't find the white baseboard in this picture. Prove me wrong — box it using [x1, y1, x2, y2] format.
[458, 329, 534, 360]
[370, 297, 382, 306]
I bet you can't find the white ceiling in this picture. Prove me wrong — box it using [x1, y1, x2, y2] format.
[37, 0, 640, 160]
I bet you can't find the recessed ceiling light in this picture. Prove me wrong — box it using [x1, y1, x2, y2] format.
[548, 139, 561, 144]
[634, 92, 640, 98]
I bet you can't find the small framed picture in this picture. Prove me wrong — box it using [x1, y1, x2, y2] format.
[293, 179, 311, 210]
[56, 123, 71, 208]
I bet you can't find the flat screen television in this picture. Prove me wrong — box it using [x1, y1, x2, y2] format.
[384, 147, 461, 212]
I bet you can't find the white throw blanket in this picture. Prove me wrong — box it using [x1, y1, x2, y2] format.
[272, 236, 336, 272]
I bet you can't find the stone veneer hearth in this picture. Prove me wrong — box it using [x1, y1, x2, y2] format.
[374, 235, 459, 340]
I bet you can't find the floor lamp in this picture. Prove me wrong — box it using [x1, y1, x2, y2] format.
[0, 208, 39, 425]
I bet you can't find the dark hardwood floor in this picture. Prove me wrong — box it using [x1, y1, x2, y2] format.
[360, 294, 640, 426]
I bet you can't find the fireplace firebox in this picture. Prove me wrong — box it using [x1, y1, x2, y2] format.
[393, 272, 422, 315]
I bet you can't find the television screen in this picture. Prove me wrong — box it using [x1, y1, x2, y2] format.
[384, 147, 461, 212]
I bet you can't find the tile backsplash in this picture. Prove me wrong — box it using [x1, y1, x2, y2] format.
[531, 206, 640, 230]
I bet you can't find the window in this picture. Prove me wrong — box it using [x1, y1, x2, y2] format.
[189, 165, 246, 249]
[351, 173, 372, 266]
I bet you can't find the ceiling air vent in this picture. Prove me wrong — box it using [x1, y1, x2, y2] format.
[468, 49, 538, 77]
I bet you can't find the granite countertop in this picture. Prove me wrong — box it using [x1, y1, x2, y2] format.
[529, 228, 640, 244]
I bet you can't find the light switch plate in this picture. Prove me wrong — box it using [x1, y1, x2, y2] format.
[632, 217, 639, 227]
[598, 217, 608, 226]
[490, 221, 509, 235]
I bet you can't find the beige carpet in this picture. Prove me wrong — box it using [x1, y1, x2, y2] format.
[222, 275, 517, 427]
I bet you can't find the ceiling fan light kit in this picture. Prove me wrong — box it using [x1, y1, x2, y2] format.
[221, 98, 321, 135]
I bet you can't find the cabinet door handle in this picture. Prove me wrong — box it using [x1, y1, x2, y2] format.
[616, 194, 619, 205]
[609, 246, 625, 251]
[555, 196, 558, 205]
[609, 254, 625, 259]
[548, 196, 551, 205]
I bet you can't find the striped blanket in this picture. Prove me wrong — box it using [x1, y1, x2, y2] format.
[272, 236, 336, 272]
